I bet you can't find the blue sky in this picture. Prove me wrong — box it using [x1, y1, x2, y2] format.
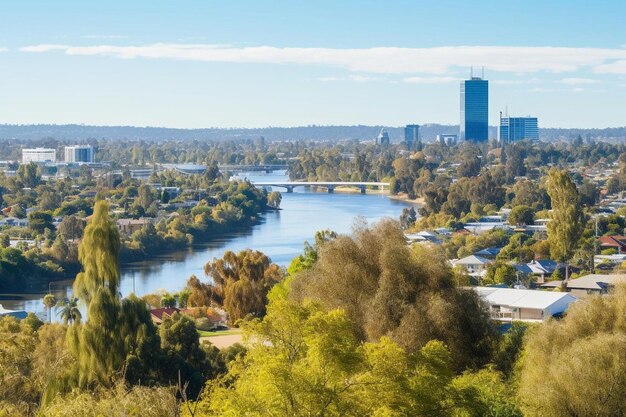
[1, 0, 625, 128]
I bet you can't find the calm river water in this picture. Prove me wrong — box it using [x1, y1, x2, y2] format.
[2, 171, 413, 316]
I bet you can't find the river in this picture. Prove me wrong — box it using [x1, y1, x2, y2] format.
[1, 171, 413, 316]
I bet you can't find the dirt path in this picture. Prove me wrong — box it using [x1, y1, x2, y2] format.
[201, 334, 244, 349]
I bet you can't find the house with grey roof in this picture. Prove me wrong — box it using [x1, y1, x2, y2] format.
[541, 274, 626, 298]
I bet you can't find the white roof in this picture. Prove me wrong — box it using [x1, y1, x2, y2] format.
[453, 255, 490, 266]
[474, 287, 577, 310]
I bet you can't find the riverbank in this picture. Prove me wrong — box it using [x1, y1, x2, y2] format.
[387, 193, 424, 205]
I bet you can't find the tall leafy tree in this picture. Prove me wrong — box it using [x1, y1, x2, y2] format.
[203, 249, 284, 323]
[72, 201, 120, 304]
[545, 169, 585, 280]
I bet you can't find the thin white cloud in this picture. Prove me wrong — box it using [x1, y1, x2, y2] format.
[560, 77, 599, 84]
[19, 43, 626, 74]
[348, 74, 379, 82]
[317, 76, 341, 82]
[403, 76, 460, 84]
[0, 47, 7, 52]
[83, 35, 128, 40]
[594, 59, 626, 74]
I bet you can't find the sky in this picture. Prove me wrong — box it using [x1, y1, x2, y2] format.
[1, 0, 626, 129]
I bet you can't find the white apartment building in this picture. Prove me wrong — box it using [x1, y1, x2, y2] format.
[22, 148, 56, 164]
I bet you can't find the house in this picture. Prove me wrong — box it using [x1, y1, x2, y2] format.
[597, 235, 626, 254]
[0, 217, 29, 228]
[150, 307, 180, 325]
[451, 255, 491, 277]
[514, 260, 559, 284]
[541, 274, 626, 297]
[0, 304, 28, 320]
[474, 287, 577, 322]
[474, 247, 502, 259]
[117, 217, 155, 235]
[404, 231, 442, 245]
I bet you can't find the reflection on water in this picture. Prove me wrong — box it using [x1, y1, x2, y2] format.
[2, 171, 414, 316]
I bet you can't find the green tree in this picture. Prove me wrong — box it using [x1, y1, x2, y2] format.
[203, 250, 284, 323]
[267, 190, 282, 209]
[56, 297, 82, 324]
[1, 233, 10, 248]
[72, 201, 120, 304]
[28, 211, 55, 234]
[189, 295, 462, 417]
[508, 205, 534, 226]
[518, 284, 626, 416]
[546, 169, 585, 280]
[43, 293, 57, 323]
[290, 219, 498, 371]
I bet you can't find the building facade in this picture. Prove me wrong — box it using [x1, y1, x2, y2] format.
[64, 145, 94, 163]
[22, 148, 56, 164]
[460, 77, 489, 142]
[376, 128, 390, 146]
[499, 116, 538, 143]
[404, 124, 420, 149]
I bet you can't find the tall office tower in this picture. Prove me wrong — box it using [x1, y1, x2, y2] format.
[460, 75, 489, 142]
[22, 148, 56, 164]
[499, 115, 539, 143]
[404, 124, 420, 149]
[376, 128, 390, 146]
[64, 145, 94, 163]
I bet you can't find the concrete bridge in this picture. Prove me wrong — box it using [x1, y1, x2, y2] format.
[219, 164, 289, 173]
[252, 181, 389, 194]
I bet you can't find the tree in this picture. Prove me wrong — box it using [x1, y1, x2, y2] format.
[43, 293, 57, 323]
[58, 215, 86, 241]
[267, 191, 282, 209]
[28, 211, 55, 234]
[72, 201, 120, 304]
[56, 297, 82, 324]
[65, 200, 126, 389]
[203, 250, 284, 323]
[0, 233, 10, 248]
[399, 206, 417, 229]
[290, 219, 498, 370]
[190, 294, 458, 417]
[546, 169, 585, 280]
[508, 205, 534, 226]
[518, 284, 626, 416]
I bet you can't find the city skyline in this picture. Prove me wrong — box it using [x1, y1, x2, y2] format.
[1, 1, 626, 129]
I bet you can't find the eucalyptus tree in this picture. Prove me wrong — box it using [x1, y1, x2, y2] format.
[545, 168, 585, 280]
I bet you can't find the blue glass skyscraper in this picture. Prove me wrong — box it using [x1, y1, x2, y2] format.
[499, 116, 538, 143]
[460, 77, 488, 142]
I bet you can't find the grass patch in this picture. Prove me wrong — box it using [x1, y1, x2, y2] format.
[197, 329, 242, 338]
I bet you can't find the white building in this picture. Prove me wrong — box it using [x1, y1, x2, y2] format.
[22, 148, 56, 164]
[64, 145, 94, 163]
[451, 255, 492, 277]
[474, 287, 577, 322]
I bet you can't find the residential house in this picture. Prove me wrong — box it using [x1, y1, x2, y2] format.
[514, 260, 559, 284]
[541, 274, 626, 297]
[150, 307, 180, 325]
[597, 235, 626, 254]
[474, 247, 502, 259]
[0, 304, 27, 320]
[451, 255, 491, 277]
[474, 287, 577, 322]
[117, 217, 155, 235]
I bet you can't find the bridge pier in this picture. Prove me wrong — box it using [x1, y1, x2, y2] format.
[327, 186, 335, 194]
[286, 186, 294, 193]
[360, 185, 366, 194]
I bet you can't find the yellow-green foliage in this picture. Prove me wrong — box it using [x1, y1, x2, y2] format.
[40, 382, 177, 417]
[518, 284, 626, 416]
[183, 289, 518, 417]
